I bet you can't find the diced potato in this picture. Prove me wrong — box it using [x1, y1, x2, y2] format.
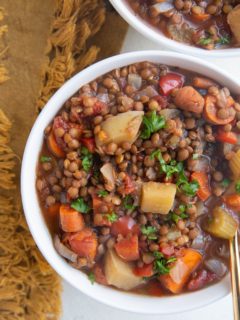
[204, 207, 238, 240]
[104, 249, 144, 290]
[229, 149, 240, 178]
[141, 182, 176, 214]
[100, 163, 116, 191]
[95, 111, 144, 147]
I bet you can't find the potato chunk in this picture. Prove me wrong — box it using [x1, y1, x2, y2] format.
[227, 5, 240, 44]
[95, 111, 144, 147]
[104, 249, 143, 290]
[141, 182, 176, 214]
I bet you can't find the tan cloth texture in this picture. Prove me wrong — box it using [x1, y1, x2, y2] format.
[0, 1, 128, 319]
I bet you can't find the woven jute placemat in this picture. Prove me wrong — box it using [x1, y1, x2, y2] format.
[0, 1, 128, 319]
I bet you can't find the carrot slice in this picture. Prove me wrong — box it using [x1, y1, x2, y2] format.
[204, 95, 235, 125]
[133, 263, 154, 277]
[191, 171, 211, 201]
[60, 204, 85, 232]
[223, 194, 240, 209]
[216, 130, 238, 144]
[68, 228, 98, 261]
[191, 12, 210, 22]
[159, 248, 202, 294]
[47, 203, 61, 217]
[47, 130, 65, 158]
[114, 234, 139, 261]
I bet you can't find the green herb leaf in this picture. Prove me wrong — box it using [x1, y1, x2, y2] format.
[167, 211, 189, 224]
[71, 197, 90, 213]
[151, 150, 182, 179]
[198, 38, 212, 46]
[141, 226, 157, 240]
[192, 153, 199, 160]
[140, 111, 166, 139]
[221, 178, 231, 188]
[179, 204, 186, 213]
[81, 147, 93, 172]
[88, 272, 95, 285]
[40, 155, 52, 163]
[97, 190, 108, 198]
[123, 195, 136, 211]
[235, 181, 240, 194]
[181, 180, 199, 196]
[153, 252, 177, 275]
[106, 212, 118, 223]
[218, 35, 230, 45]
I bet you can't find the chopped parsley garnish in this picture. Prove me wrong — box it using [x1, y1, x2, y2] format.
[235, 181, 240, 194]
[88, 272, 95, 285]
[140, 111, 166, 139]
[198, 37, 212, 46]
[106, 212, 118, 223]
[218, 35, 230, 45]
[40, 155, 52, 162]
[153, 251, 177, 275]
[151, 150, 199, 196]
[123, 195, 136, 211]
[221, 178, 230, 188]
[141, 226, 157, 240]
[81, 146, 93, 172]
[150, 150, 182, 179]
[167, 211, 189, 224]
[192, 153, 199, 160]
[97, 190, 108, 198]
[71, 197, 90, 213]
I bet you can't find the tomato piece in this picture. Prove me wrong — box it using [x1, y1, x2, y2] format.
[159, 245, 175, 258]
[191, 171, 211, 201]
[204, 95, 236, 125]
[68, 228, 98, 261]
[133, 263, 154, 277]
[81, 137, 95, 153]
[93, 264, 108, 285]
[187, 269, 217, 291]
[92, 195, 113, 226]
[159, 73, 184, 96]
[216, 130, 238, 144]
[93, 100, 107, 115]
[114, 234, 139, 261]
[111, 216, 139, 236]
[118, 174, 135, 195]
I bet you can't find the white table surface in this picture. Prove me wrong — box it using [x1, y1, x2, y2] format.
[62, 26, 240, 320]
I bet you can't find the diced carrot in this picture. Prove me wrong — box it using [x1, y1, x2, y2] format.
[92, 195, 113, 226]
[60, 204, 85, 232]
[114, 234, 139, 261]
[111, 216, 140, 236]
[133, 263, 154, 277]
[68, 228, 98, 261]
[93, 264, 108, 285]
[223, 194, 240, 209]
[191, 12, 210, 22]
[159, 248, 202, 294]
[204, 95, 236, 125]
[191, 171, 211, 201]
[192, 77, 216, 89]
[216, 130, 238, 144]
[47, 130, 65, 158]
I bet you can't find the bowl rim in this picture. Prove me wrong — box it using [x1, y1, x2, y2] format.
[21, 50, 238, 315]
[109, 0, 240, 58]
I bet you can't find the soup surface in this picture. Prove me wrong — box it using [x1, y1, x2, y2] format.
[36, 61, 240, 296]
[125, 0, 240, 50]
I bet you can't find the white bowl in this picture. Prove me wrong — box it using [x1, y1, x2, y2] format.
[110, 0, 240, 58]
[21, 51, 239, 315]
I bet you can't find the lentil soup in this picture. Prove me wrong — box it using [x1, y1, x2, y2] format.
[36, 61, 240, 296]
[125, 0, 240, 50]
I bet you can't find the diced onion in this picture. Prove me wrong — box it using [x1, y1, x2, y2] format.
[97, 93, 109, 104]
[100, 163, 116, 191]
[204, 259, 227, 278]
[191, 234, 208, 250]
[223, 142, 234, 156]
[54, 235, 78, 263]
[128, 73, 142, 90]
[160, 108, 180, 119]
[196, 201, 208, 217]
[167, 228, 181, 241]
[134, 86, 159, 100]
[151, 2, 174, 14]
